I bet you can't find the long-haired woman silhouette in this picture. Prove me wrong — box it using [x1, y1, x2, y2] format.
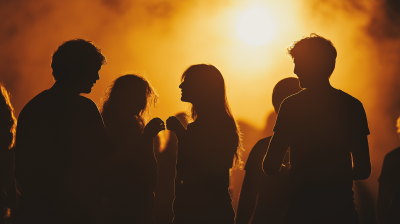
[167, 64, 242, 224]
[0, 84, 16, 224]
[101, 74, 164, 224]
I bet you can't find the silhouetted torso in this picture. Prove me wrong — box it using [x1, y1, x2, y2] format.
[15, 89, 109, 224]
[154, 139, 175, 224]
[274, 87, 369, 223]
[0, 148, 14, 224]
[154, 114, 187, 224]
[173, 116, 237, 224]
[104, 116, 157, 224]
[379, 147, 400, 224]
[243, 136, 289, 224]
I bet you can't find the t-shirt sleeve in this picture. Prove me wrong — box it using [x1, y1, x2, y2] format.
[273, 98, 292, 135]
[378, 150, 399, 185]
[353, 100, 370, 136]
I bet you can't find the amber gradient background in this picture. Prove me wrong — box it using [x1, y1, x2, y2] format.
[1, 0, 400, 223]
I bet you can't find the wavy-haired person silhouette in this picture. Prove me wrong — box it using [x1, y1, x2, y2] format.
[166, 64, 242, 224]
[15, 39, 109, 224]
[0, 84, 17, 224]
[236, 77, 301, 224]
[101, 74, 164, 224]
[263, 34, 371, 224]
[377, 115, 400, 224]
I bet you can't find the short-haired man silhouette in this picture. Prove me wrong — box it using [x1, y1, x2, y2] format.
[15, 39, 109, 224]
[236, 77, 301, 224]
[263, 34, 371, 224]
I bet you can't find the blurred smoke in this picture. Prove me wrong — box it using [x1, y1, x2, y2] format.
[309, 0, 400, 223]
[2, 0, 400, 222]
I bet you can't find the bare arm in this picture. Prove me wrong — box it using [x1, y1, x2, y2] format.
[263, 132, 290, 176]
[351, 135, 371, 180]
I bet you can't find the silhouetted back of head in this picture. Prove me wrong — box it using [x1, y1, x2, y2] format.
[51, 39, 106, 80]
[0, 84, 16, 149]
[272, 77, 302, 113]
[101, 74, 158, 130]
[287, 33, 337, 78]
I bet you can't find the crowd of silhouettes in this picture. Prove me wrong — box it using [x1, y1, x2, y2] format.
[0, 33, 398, 224]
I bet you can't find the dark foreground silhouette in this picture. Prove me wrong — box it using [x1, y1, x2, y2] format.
[15, 39, 110, 224]
[236, 77, 302, 224]
[377, 116, 400, 224]
[264, 34, 371, 224]
[167, 64, 241, 224]
[101, 74, 164, 224]
[154, 112, 188, 224]
[0, 84, 17, 224]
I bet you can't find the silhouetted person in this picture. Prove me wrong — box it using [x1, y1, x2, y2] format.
[263, 34, 371, 224]
[236, 77, 301, 224]
[0, 84, 17, 224]
[166, 64, 242, 224]
[101, 74, 164, 224]
[377, 115, 400, 224]
[15, 39, 109, 224]
[154, 112, 188, 224]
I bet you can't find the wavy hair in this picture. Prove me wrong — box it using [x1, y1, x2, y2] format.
[0, 84, 16, 149]
[101, 74, 158, 134]
[181, 64, 243, 169]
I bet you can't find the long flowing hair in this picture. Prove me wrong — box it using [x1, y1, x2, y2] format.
[101, 74, 158, 138]
[0, 84, 16, 149]
[181, 64, 243, 169]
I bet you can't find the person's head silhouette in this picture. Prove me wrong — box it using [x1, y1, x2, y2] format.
[101, 74, 158, 128]
[179, 64, 228, 119]
[272, 77, 302, 113]
[177, 63, 242, 168]
[51, 39, 106, 94]
[287, 33, 337, 89]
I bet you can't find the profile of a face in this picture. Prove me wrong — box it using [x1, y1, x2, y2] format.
[179, 74, 203, 104]
[73, 65, 101, 94]
[293, 58, 314, 88]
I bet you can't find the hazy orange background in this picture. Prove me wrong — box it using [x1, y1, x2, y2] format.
[1, 0, 400, 222]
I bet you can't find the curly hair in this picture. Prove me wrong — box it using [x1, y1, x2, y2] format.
[286, 33, 337, 61]
[101, 74, 158, 135]
[0, 84, 16, 149]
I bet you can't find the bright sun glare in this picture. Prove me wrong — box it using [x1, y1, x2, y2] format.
[236, 7, 275, 46]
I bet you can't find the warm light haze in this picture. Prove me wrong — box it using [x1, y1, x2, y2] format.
[1, 0, 399, 222]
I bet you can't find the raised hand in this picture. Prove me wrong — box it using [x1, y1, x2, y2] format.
[166, 116, 186, 139]
[166, 116, 184, 132]
[143, 117, 165, 140]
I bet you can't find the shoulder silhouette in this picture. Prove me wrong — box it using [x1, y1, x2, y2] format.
[236, 77, 301, 224]
[101, 74, 163, 224]
[14, 39, 109, 224]
[377, 115, 400, 224]
[167, 64, 241, 224]
[264, 34, 371, 224]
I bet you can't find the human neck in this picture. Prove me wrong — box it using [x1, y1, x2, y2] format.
[50, 81, 80, 95]
[306, 79, 333, 91]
